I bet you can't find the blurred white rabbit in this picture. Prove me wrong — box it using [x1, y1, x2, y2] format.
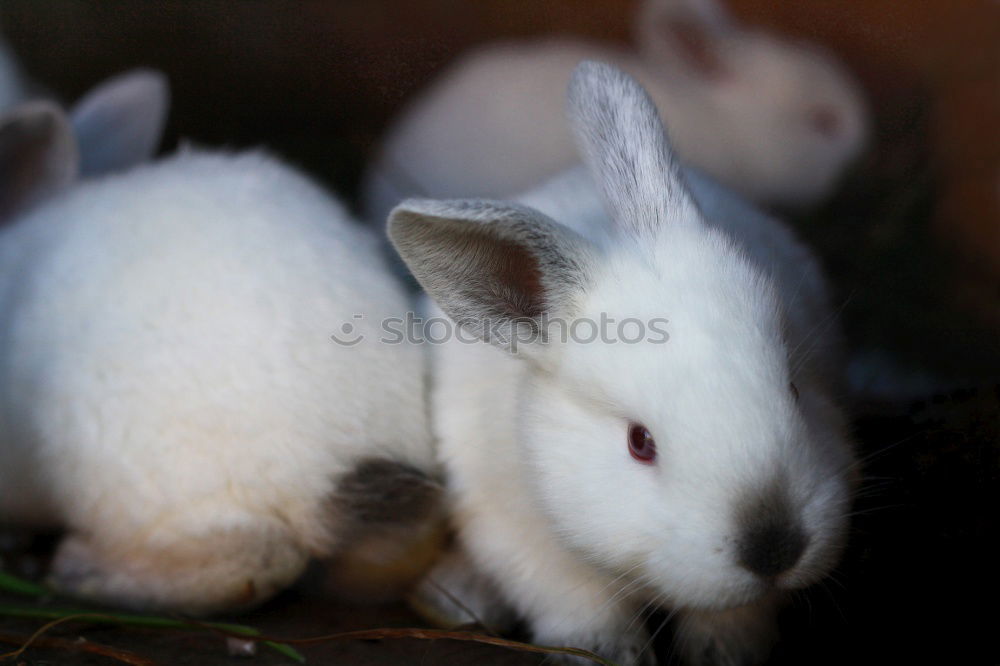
[0, 94, 439, 613]
[364, 0, 869, 225]
[389, 61, 855, 665]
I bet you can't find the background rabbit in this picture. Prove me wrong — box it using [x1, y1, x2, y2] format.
[389, 62, 855, 665]
[1, 25, 167, 177]
[68, 68, 170, 178]
[0, 94, 440, 613]
[364, 0, 869, 227]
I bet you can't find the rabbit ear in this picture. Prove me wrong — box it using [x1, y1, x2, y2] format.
[567, 61, 698, 240]
[70, 68, 169, 177]
[643, 0, 735, 29]
[635, 0, 734, 79]
[0, 101, 78, 221]
[652, 16, 730, 78]
[389, 198, 594, 355]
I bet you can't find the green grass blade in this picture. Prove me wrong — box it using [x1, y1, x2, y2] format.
[0, 604, 305, 663]
[0, 572, 50, 599]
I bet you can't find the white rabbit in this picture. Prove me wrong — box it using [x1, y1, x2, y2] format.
[388, 61, 855, 665]
[0, 100, 439, 613]
[364, 0, 868, 225]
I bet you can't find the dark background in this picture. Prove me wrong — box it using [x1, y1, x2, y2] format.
[0, 1, 997, 664]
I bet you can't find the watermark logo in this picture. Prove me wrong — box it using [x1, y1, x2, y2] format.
[330, 314, 365, 346]
[331, 312, 669, 352]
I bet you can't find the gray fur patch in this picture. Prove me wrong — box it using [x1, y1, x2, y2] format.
[331, 458, 443, 527]
[734, 481, 809, 577]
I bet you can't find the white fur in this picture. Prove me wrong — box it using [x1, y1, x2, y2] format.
[391, 62, 855, 665]
[0, 107, 434, 612]
[364, 0, 868, 224]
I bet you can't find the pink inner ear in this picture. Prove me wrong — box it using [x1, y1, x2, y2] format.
[485, 235, 547, 319]
[657, 17, 729, 80]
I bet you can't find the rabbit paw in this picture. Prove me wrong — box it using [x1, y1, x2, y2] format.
[408, 546, 516, 632]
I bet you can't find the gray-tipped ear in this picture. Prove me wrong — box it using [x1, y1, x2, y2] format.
[0, 101, 78, 221]
[70, 68, 169, 177]
[388, 198, 594, 354]
[567, 60, 697, 239]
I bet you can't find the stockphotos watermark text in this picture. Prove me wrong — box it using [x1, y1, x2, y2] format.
[331, 312, 669, 351]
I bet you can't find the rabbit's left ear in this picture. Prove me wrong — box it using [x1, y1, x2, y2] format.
[71, 68, 169, 177]
[389, 198, 595, 357]
[566, 61, 698, 241]
[0, 101, 78, 222]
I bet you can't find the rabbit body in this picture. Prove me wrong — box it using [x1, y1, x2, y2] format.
[0, 138, 435, 612]
[390, 62, 855, 665]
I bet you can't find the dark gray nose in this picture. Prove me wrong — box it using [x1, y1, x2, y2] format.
[738, 523, 808, 578]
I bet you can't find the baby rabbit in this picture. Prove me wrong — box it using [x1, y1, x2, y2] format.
[0, 97, 438, 613]
[364, 0, 868, 225]
[389, 62, 855, 665]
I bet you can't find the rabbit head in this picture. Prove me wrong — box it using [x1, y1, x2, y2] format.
[635, 0, 869, 207]
[390, 61, 854, 611]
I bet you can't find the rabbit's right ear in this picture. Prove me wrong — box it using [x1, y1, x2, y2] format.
[0, 101, 78, 221]
[70, 68, 169, 177]
[567, 61, 699, 241]
[388, 199, 595, 356]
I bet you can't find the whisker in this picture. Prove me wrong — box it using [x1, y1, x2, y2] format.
[424, 577, 499, 636]
[591, 562, 647, 601]
[636, 603, 678, 666]
[838, 431, 922, 477]
[840, 503, 910, 519]
[818, 578, 848, 624]
[787, 289, 857, 378]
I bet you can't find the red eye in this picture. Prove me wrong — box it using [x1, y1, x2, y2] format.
[628, 423, 657, 464]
